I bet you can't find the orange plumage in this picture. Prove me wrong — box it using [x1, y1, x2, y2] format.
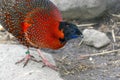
[1, 0, 64, 49]
[22, 8, 65, 49]
[0, 0, 83, 69]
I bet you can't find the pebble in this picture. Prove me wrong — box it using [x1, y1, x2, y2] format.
[83, 29, 111, 48]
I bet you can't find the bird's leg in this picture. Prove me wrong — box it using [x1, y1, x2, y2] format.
[15, 49, 40, 67]
[37, 49, 58, 70]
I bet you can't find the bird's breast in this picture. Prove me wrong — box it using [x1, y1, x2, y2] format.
[21, 7, 64, 49]
[25, 26, 65, 49]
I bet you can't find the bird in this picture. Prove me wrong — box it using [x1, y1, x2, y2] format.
[0, 0, 83, 70]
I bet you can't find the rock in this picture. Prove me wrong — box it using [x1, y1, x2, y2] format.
[107, 0, 119, 8]
[83, 29, 110, 48]
[51, 0, 107, 19]
[0, 24, 5, 31]
[0, 31, 15, 41]
[0, 24, 15, 41]
[51, 0, 120, 20]
[0, 44, 63, 80]
[107, 0, 120, 14]
[5, 32, 15, 40]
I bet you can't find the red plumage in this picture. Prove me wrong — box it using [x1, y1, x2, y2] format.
[1, 0, 64, 49]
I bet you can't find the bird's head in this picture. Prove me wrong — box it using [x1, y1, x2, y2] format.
[59, 22, 83, 43]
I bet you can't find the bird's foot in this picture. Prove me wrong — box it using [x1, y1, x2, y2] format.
[42, 58, 58, 70]
[15, 50, 40, 67]
[37, 49, 58, 71]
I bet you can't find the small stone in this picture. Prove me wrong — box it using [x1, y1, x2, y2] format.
[89, 57, 93, 61]
[83, 29, 111, 48]
[0, 25, 5, 31]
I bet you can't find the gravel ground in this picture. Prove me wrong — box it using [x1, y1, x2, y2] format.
[44, 14, 120, 80]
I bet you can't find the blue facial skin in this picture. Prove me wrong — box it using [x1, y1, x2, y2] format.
[71, 35, 80, 39]
[67, 26, 83, 40]
[59, 22, 83, 43]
